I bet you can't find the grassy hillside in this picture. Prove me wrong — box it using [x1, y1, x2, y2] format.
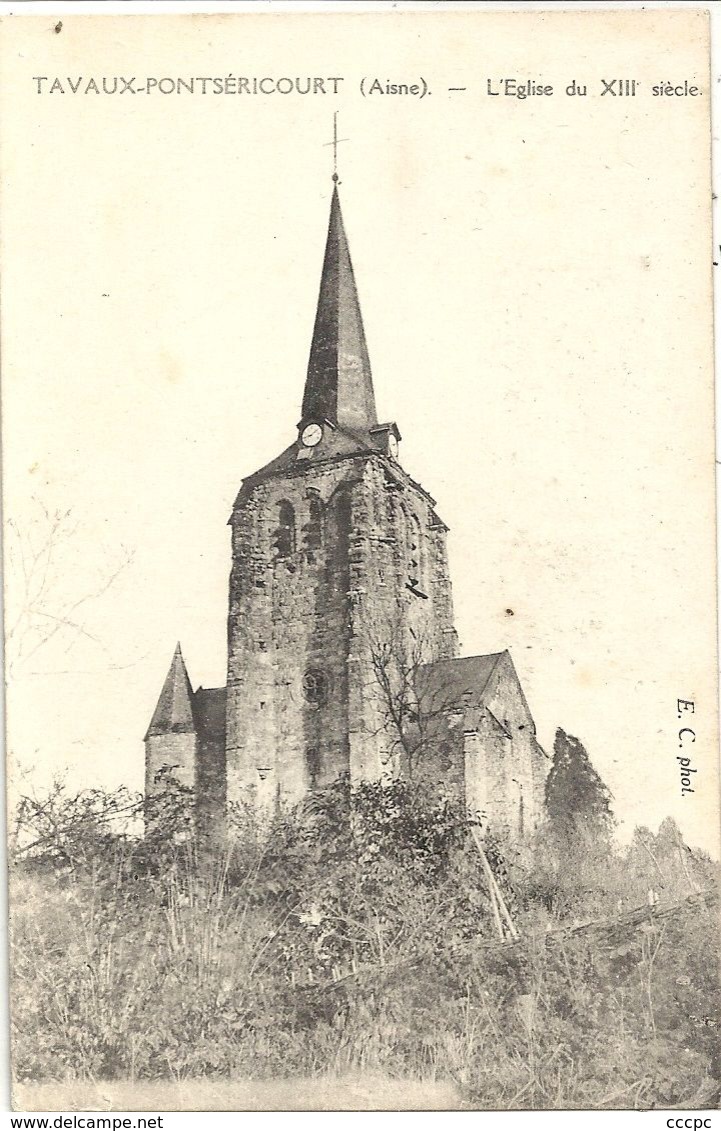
[9, 778, 720, 1110]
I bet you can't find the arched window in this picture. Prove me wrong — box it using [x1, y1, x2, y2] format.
[334, 489, 352, 539]
[272, 499, 295, 558]
[309, 495, 322, 533]
[302, 493, 323, 561]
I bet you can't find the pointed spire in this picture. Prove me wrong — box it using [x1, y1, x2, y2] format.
[146, 643, 196, 736]
[302, 186, 378, 433]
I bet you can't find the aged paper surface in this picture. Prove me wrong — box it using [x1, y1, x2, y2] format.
[1, 8, 718, 1113]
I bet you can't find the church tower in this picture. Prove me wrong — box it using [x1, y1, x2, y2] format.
[225, 182, 458, 815]
[145, 167, 549, 841]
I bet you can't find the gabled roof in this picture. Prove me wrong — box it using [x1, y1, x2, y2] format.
[303, 186, 377, 433]
[420, 652, 506, 711]
[232, 427, 440, 511]
[232, 423, 377, 503]
[145, 643, 196, 739]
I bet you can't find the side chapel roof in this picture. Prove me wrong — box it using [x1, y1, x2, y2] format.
[145, 645, 227, 745]
[145, 643, 195, 738]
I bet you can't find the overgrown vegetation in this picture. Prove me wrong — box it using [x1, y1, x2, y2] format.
[9, 762, 720, 1110]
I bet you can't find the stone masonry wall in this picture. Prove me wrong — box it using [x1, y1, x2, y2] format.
[196, 735, 226, 843]
[145, 733, 197, 798]
[464, 656, 548, 839]
[346, 458, 459, 784]
[226, 456, 358, 813]
[225, 450, 458, 812]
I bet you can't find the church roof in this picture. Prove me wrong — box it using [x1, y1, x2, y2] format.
[420, 652, 506, 710]
[145, 643, 196, 738]
[302, 185, 378, 433]
[231, 183, 416, 509]
[192, 686, 227, 743]
[234, 426, 376, 499]
[145, 646, 227, 743]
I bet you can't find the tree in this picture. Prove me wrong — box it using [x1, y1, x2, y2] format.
[10, 775, 142, 868]
[545, 728, 614, 842]
[5, 497, 134, 678]
[625, 816, 715, 903]
[526, 730, 615, 916]
[364, 619, 472, 782]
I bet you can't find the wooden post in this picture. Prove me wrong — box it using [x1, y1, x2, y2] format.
[469, 824, 519, 941]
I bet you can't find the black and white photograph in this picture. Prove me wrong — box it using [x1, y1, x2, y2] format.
[1, 7, 718, 1114]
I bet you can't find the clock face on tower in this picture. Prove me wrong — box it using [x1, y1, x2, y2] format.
[388, 433, 399, 459]
[301, 423, 323, 448]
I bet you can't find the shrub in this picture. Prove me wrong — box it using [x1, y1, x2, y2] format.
[9, 776, 719, 1108]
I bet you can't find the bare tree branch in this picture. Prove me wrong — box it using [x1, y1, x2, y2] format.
[5, 498, 135, 677]
[361, 615, 473, 780]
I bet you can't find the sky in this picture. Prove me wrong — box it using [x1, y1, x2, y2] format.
[2, 9, 718, 852]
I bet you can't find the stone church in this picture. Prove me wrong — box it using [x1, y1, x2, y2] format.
[145, 178, 548, 839]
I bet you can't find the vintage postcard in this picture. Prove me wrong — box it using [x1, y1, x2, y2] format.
[1, 7, 718, 1113]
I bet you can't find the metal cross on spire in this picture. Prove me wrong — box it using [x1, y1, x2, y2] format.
[323, 111, 349, 183]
